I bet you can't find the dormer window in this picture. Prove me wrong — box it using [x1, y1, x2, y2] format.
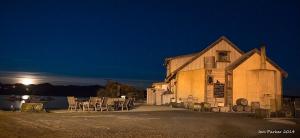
[217, 50, 230, 62]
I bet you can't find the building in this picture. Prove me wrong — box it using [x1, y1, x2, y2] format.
[147, 36, 287, 111]
[147, 82, 174, 105]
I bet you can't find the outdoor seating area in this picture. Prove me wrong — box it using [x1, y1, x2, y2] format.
[67, 96, 135, 112]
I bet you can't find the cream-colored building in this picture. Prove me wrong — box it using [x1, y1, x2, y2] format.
[147, 36, 287, 111]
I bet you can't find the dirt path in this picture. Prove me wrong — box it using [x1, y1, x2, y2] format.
[0, 106, 299, 138]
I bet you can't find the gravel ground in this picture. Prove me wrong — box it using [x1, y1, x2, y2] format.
[0, 105, 299, 138]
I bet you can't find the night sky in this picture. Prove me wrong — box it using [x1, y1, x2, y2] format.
[0, 0, 299, 95]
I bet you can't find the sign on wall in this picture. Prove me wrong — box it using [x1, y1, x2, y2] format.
[214, 81, 224, 98]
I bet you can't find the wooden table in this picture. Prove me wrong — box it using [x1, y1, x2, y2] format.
[113, 101, 124, 111]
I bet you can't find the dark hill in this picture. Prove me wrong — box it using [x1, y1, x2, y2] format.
[0, 81, 146, 99]
[0, 83, 104, 97]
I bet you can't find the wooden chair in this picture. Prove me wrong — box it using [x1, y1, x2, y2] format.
[99, 97, 108, 112]
[128, 98, 135, 109]
[106, 98, 115, 111]
[193, 103, 201, 112]
[89, 97, 100, 111]
[121, 98, 130, 111]
[189, 97, 198, 111]
[82, 101, 90, 111]
[67, 96, 78, 111]
[117, 98, 125, 110]
[94, 97, 102, 111]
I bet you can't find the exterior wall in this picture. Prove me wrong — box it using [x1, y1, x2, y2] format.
[176, 69, 206, 102]
[153, 83, 168, 91]
[146, 88, 156, 105]
[168, 40, 242, 96]
[148, 82, 174, 105]
[155, 90, 164, 105]
[181, 40, 243, 71]
[232, 53, 282, 111]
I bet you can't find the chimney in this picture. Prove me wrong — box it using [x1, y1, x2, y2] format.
[260, 45, 267, 69]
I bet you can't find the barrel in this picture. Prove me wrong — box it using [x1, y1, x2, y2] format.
[204, 56, 216, 68]
[251, 102, 260, 112]
[236, 98, 248, 106]
[220, 107, 230, 112]
[211, 107, 220, 112]
[243, 106, 251, 112]
[255, 109, 270, 118]
[232, 105, 243, 112]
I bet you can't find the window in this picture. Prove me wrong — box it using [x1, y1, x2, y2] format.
[217, 51, 230, 62]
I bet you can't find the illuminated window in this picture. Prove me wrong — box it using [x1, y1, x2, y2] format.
[217, 51, 230, 62]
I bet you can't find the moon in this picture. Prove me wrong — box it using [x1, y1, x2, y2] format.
[20, 78, 34, 85]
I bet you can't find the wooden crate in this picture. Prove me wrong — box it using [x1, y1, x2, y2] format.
[255, 109, 270, 118]
[220, 107, 230, 112]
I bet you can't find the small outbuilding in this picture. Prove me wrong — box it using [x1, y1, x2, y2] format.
[147, 82, 174, 105]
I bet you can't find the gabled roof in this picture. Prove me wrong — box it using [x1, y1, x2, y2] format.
[226, 48, 288, 78]
[165, 52, 197, 62]
[165, 36, 244, 61]
[225, 49, 258, 71]
[165, 36, 244, 82]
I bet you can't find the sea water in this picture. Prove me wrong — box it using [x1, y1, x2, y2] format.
[0, 95, 69, 110]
